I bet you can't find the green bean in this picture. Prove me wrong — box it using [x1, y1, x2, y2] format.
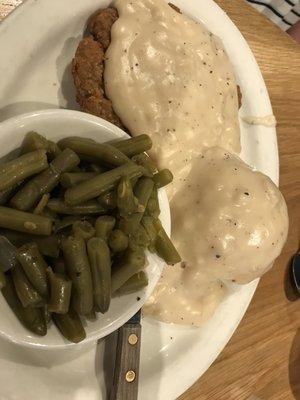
[87, 237, 111, 313]
[33, 194, 50, 215]
[153, 169, 173, 188]
[85, 309, 97, 321]
[43, 305, 51, 325]
[111, 248, 146, 293]
[2, 275, 47, 336]
[62, 236, 93, 315]
[52, 257, 67, 276]
[0, 187, 13, 205]
[108, 229, 129, 253]
[42, 207, 58, 220]
[0, 269, 6, 289]
[54, 216, 83, 233]
[12, 263, 44, 308]
[109, 135, 152, 157]
[0, 235, 18, 271]
[20, 131, 49, 154]
[0, 228, 59, 258]
[128, 224, 150, 251]
[117, 271, 148, 295]
[65, 163, 144, 205]
[72, 220, 95, 240]
[119, 177, 155, 236]
[47, 267, 72, 314]
[131, 176, 139, 188]
[0, 150, 48, 191]
[59, 137, 96, 144]
[134, 177, 154, 213]
[21, 132, 62, 160]
[153, 218, 181, 265]
[0, 149, 46, 175]
[53, 308, 86, 343]
[117, 177, 137, 217]
[0, 183, 22, 205]
[58, 137, 130, 167]
[47, 141, 62, 159]
[48, 199, 107, 215]
[95, 216, 116, 241]
[146, 186, 160, 218]
[88, 164, 106, 173]
[132, 153, 157, 176]
[141, 216, 157, 252]
[60, 172, 97, 188]
[10, 148, 80, 211]
[34, 234, 59, 258]
[98, 191, 117, 209]
[0, 206, 53, 235]
[17, 243, 49, 298]
[117, 218, 137, 237]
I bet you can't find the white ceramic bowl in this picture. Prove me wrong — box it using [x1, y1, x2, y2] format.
[0, 109, 170, 349]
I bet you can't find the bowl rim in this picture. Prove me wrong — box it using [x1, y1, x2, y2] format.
[0, 108, 129, 137]
[0, 108, 170, 350]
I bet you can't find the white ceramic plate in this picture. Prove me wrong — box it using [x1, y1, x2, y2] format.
[0, 109, 170, 349]
[0, 0, 278, 399]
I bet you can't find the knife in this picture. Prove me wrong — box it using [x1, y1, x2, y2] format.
[110, 309, 142, 400]
[291, 251, 300, 295]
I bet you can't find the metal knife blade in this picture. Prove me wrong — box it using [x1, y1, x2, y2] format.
[291, 252, 300, 294]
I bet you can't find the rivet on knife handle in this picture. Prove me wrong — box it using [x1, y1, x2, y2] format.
[110, 323, 142, 400]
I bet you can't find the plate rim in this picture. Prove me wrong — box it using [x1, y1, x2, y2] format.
[0, 0, 278, 398]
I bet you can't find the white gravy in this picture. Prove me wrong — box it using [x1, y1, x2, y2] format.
[105, 0, 288, 326]
[105, 0, 241, 199]
[145, 147, 288, 325]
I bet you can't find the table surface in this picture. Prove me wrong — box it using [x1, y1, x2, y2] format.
[1, 1, 300, 399]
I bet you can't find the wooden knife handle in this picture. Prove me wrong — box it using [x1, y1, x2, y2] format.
[110, 323, 142, 400]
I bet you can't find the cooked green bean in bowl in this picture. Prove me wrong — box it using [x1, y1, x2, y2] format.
[0, 109, 177, 348]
